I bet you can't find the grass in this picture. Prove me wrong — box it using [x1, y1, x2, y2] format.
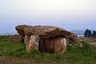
[0, 35, 96, 64]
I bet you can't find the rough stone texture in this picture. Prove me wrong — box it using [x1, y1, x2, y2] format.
[24, 35, 30, 45]
[26, 35, 39, 53]
[54, 37, 67, 54]
[26, 36, 67, 54]
[16, 25, 71, 38]
[67, 33, 77, 41]
[15, 25, 77, 54]
[15, 25, 31, 36]
[8, 35, 21, 43]
[39, 37, 67, 54]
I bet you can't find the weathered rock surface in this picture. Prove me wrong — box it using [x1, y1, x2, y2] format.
[16, 25, 71, 38]
[15, 25, 77, 54]
[27, 36, 67, 54]
[24, 35, 30, 45]
[39, 37, 67, 54]
[26, 35, 39, 53]
[67, 33, 78, 41]
[8, 35, 21, 43]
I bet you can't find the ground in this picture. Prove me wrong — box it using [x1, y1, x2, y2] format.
[0, 57, 49, 64]
[0, 35, 96, 64]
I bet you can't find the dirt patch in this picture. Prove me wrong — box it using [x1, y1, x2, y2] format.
[0, 57, 48, 64]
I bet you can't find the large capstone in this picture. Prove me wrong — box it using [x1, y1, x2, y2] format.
[15, 25, 77, 54]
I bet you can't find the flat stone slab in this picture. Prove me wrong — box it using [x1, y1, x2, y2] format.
[16, 25, 71, 38]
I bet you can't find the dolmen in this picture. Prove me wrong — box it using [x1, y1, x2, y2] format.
[15, 25, 77, 54]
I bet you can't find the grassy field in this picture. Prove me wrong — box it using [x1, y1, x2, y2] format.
[0, 35, 96, 64]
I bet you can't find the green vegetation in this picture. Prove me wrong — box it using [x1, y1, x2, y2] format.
[0, 35, 96, 64]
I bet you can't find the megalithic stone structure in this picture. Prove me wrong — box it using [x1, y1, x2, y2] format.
[15, 25, 77, 54]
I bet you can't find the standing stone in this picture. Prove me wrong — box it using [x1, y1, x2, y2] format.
[54, 37, 67, 54]
[26, 36, 67, 54]
[26, 35, 39, 53]
[24, 34, 30, 45]
[39, 37, 67, 54]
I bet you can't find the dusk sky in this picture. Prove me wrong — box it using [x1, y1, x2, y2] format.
[0, 0, 96, 34]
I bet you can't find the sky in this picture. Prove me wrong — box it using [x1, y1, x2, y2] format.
[0, 0, 96, 34]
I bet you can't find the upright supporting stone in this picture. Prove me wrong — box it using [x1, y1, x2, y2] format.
[54, 37, 67, 54]
[26, 35, 39, 53]
[24, 34, 30, 45]
[24, 34, 30, 53]
[39, 37, 67, 54]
